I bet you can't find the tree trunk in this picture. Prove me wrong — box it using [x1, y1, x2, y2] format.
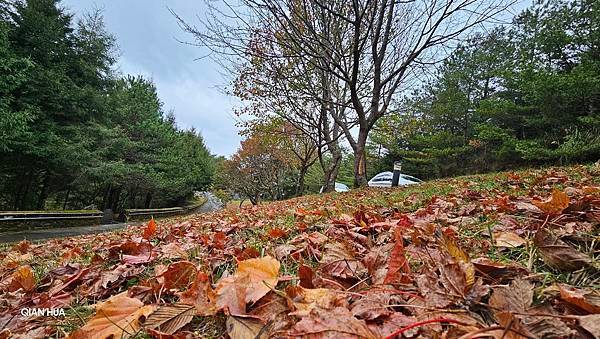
[63, 187, 71, 210]
[321, 150, 342, 193]
[295, 166, 308, 196]
[353, 131, 369, 187]
[144, 193, 153, 208]
[36, 173, 50, 210]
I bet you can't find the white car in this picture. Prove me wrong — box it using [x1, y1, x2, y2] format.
[320, 182, 350, 193]
[368, 171, 423, 187]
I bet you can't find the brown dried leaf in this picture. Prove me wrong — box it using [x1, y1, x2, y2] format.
[534, 228, 592, 271]
[489, 279, 533, 313]
[143, 303, 194, 335]
[578, 314, 600, 338]
[494, 231, 527, 248]
[558, 285, 600, 314]
[320, 242, 366, 280]
[351, 290, 392, 321]
[225, 316, 264, 339]
[288, 307, 377, 339]
[286, 286, 347, 317]
[383, 228, 411, 284]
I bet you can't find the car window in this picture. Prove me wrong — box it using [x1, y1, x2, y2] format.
[401, 175, 421, 183]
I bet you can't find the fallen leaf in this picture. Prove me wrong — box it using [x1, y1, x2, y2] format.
[143, 218, 157, 240]
[178, 272, 217, 316]
[8, 265, 35, 292]
[383, 227, 412, 284]
[108, 241, 155, 264]
[320, 242, 366, 280]
[286, 286, 347, 316]
[69, 293, 156, 339]
[351, 290, 392, 321]
[225, 316, 264, 339]
[558, 285, 600, 314]
[143, 303, 194, 335]
[297, 264, 315, 288]
[472, 258, 529, 284]
[578, 314, 600, 338]
[494, 231, 527, 248]
[533, 189, 570, 214]
[268, 228, 287, 239]
[534, 228, 592, 271]
[287, 307, 377, 338]
[216, 273, 249, 315]
[231, 256, 280, 304]
[489, 279, 533, 313]
[160, 261, 197, 290]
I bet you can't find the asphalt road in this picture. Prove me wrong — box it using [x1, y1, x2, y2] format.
[0, 192, 223, 244]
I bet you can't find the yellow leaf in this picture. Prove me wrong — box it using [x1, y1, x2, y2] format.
[9, 265, 35, 292]
[68, 293, 156, 339]
[236, 256, 280, 303]
[215, 256, 280, 315]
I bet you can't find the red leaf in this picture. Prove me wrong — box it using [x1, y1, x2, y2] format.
[143, 218, 157, 240]
[268, 228, 287, 238]
[298, 265, 315, 289]
[383, 228, 411, 284]
[108, 241, 155, 264]
[160, 261, 197, 290]
[213, 232, 226, 249]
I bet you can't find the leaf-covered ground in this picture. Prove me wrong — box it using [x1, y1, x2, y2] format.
[1, 165, 599, 338]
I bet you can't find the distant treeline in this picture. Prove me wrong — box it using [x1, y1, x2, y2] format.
[371, 0, 600, 179]
[0, 0, 214, 211]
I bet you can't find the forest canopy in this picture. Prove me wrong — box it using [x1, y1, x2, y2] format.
[0, 0, 215, 211]
[371, 0, 600, 179]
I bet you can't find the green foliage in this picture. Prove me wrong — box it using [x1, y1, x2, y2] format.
[0, 0, 214, 211]
[372, 0, 600, 179]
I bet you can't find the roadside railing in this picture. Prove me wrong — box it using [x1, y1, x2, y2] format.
[0, 211, 103, 231]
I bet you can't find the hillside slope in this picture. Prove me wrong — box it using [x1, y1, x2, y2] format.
[1, 165, 599, 338]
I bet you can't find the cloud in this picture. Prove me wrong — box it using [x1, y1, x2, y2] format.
[63, 0, 242, 156]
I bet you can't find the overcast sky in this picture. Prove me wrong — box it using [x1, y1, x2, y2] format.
[62, 0, 242, 156]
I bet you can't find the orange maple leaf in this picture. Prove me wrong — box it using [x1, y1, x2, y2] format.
[142, 217, 157, 240]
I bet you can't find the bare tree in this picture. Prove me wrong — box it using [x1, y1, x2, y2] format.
[173, 0, 513, 186]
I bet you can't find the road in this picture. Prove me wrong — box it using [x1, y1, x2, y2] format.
[0, 192, 223, 244]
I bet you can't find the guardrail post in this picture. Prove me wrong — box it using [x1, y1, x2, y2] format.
[392, 160, 402, 187]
